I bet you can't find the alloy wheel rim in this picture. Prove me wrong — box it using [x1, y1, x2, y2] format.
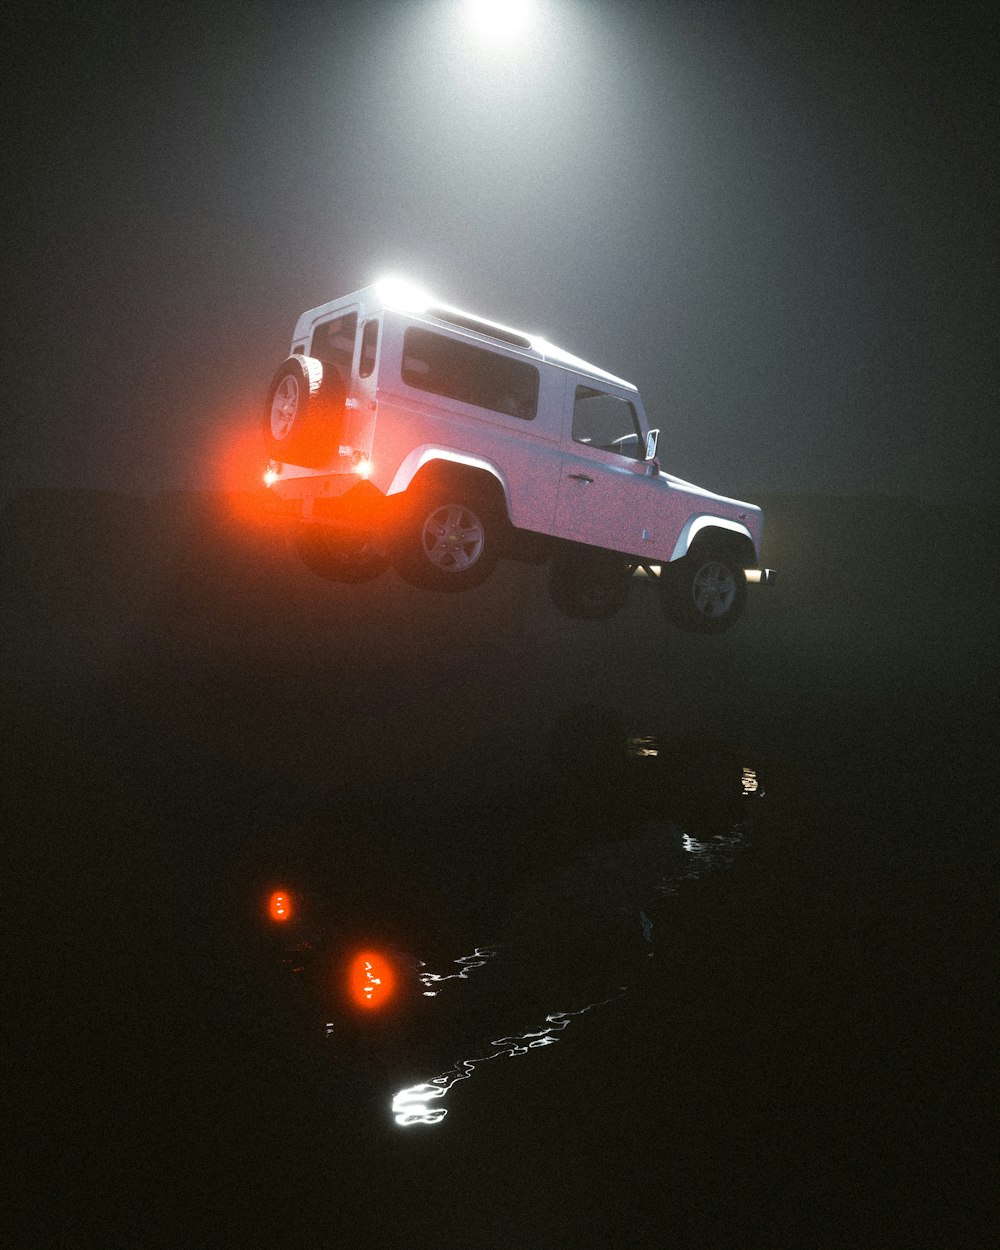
[692, 560, 736, 617]
[421, 504, 485, 572]
[270, 375, 299, 439]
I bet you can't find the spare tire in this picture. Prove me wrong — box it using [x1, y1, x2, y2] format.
[263, 355, 346, 468]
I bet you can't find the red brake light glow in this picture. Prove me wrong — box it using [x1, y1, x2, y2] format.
[348, 950, 396, 1010]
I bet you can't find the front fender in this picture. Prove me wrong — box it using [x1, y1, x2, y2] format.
[669, 515, 758, 563]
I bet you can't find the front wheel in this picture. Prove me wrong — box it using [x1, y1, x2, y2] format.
[393, 491, 500, 591]
[659, 549, 747, 634]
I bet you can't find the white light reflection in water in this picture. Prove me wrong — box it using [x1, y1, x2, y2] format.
[417, 946, 498, 997]
[392, 993, 625, 1127]
[390, 751, 763, 1128]
[672, 826, 746, 883]
[392, 1082, 448, 1125]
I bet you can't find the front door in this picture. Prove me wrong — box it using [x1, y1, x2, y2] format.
[554, 381, 663, 557]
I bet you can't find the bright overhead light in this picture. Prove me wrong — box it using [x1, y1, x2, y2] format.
[375, 276, 431, 313]
[467, 0, 534, 43]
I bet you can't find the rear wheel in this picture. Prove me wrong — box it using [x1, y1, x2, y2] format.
[660, 547, 747, 633]
[294, 524, 387, 584]
[394, 489, 500, 591]
[548, 548, 631, 620]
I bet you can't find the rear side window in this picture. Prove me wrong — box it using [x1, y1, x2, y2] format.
[359, 319, 379, 378]
[310, 313, 358, 370]
[572, 386, 642, 458]
[401, 327, 538, 420]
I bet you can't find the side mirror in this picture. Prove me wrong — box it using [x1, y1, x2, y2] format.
[645, 428, 659, 462]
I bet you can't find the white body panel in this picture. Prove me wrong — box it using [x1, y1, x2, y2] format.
[267, 284, 764, 564]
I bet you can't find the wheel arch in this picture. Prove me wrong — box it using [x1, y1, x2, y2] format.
[389, 448, 511, 517]
[669, 516, 758, 566]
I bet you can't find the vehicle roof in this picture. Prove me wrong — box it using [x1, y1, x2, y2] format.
[291, 283, 638, 393]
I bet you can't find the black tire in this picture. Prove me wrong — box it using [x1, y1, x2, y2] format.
[294, 524, 387, 584]
[659, 546, 747, 634]
[263, 355, 346, 468]
[548, 548, 631, 621]
[393, 488, 500, 591]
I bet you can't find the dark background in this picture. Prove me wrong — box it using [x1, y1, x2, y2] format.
[4, 3, 997, 1247]
[4, 0, 997, 503]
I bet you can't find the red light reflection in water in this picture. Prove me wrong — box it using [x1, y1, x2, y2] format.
[268, 890, 293, 923]
[348, 950, 396, 1010]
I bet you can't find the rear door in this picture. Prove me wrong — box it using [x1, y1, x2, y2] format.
[309, 307, 369, 456]
[350, 315, 381, 454]
[310, 310, 358, 374]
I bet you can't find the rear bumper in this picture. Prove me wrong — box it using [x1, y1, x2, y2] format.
[265, 475, 387, 525]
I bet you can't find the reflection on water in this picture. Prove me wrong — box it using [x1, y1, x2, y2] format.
[348, 950, 397, 1009]
[392, 994, 625, 1126]
[272, 725, 767, 1130]
[418, 947, 498, 998]
[656, 819, 749, 899]
[671, 767, 760, 874]
[267, 889, 293, 922]
[392, 1082, 448, 1125]
[626, 735, 659, 758]
[390, 753, 761, 1127]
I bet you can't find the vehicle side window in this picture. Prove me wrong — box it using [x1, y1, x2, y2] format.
[572, 386, 642, 459]
[359, 319, 379, 379]
[310, 313, 358, 371]
[401, 327, 539, 420]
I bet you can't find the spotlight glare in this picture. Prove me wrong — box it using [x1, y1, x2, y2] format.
[467, 0, 533, 43]
[374, 276, 430, 314]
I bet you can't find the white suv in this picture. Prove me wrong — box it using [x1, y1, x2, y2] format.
[262, 279, 773, 631]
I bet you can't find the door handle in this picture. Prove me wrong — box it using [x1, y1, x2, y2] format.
[567, 473, 593, 484]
